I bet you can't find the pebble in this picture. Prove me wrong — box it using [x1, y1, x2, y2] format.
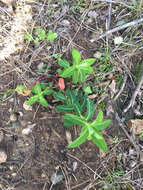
[129, 160, 137, 168]
[10, 113, 18, 122]
[114, 36, 123, 45]
[72, 161, 78, 172]
[60, 19, 70, 26]
[37, 62, 44, 70]
[11, 173, 17, 177]
[12, 121, 21, 128]
[41, 173, 46, 178]
[88, 10, 98, 19]
[50, 171, 64, 185]
[93, 51, 102, 58]
[0, 149, 7, 164]
[21, 124, 36, 135]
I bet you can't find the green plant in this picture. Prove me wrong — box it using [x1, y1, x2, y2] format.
[54, 90, 111, 152]
[0, 85, 28, 101]
[15, 49, 111, 153]
[58, 49, 96, 84]
[0, 89, 15, 101]
[24, 29, 58, 44]
[26, 82, 54, 107]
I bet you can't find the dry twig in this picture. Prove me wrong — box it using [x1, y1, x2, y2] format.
[90, 17, 143, 42]
[114, 74, 127, 101]
[124, 73, 143, 113]
[115, 112, 141, 159]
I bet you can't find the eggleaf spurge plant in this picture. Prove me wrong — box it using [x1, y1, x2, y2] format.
[58, 49, 96, 84]
[15, 49, 111, 153]
[54, 90, 111, 152]
[26, 82, 54, 107]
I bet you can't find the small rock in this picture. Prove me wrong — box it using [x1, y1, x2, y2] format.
[88, 10, 98, 19]
[37, 62, 44, 70]
[114, 36, 123, 45]
[12, 121, 21, 128]
[10, 113, 18, 122]
[93, 51, 102, 58]
[21, 124, 36, 135]
[86, 18, 93, 23]
[0, 149, 7, 164]
[50, 171, 64, 185]
[73, 161, 78, 172]
[129, 160, 137, 168]
[60, 19, 70, 26]
[9, 165, 14, 170]
[41, 173, 46, 178]
[11, 173, 17, 177]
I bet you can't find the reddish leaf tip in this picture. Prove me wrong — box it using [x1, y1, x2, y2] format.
[58, 78, 65, 90]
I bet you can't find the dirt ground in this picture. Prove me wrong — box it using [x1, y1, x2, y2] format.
[0, 0, 143, 189]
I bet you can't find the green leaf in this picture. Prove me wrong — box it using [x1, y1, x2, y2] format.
[79, 66, 94, 74]
[95, 110, 103, 122]
[37, 29, 46, 40]
[80, 126, 87, 136]
[72, 49, 81, 65]
[62, 117, 74, 127]
[66, 90, 76, 104]
[24, 33, 33, 42]
[60, 66, 75, 78]
[56, 105, 73, 112]
[26, 95, 39, 105]
[87, 127, 95, 140]
[80, 58, 96, 67]
[34, 82, 41, 94]
[67, 128, 88, 148]
[34, 37, 39, 44]
[92, 130, 108, 152]
[47, 30, 58, 43]
[85, 98, 95, 121]
[58, 59, 70, 68]
[63, 114, 87, 127]
[15, 85, 25, 93]
[91, 120, 111, 131]
[30, 86, 35, 93]
[83, 86, 92, 95]
[73, 102, 82, 116]
[42, 89, 54, 96]
[72, 69, 79, 84]
[40, 82, 47, 90]
[53, 92, 66, 101]
[80, 96, 87, 110]
[80, 70, 86, 83]
[39, 96, 49, 107]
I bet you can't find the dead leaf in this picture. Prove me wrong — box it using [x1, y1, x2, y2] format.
[126, 119, 143, 135]
[65, 130, 72, 144]
[88, 94, 97, 99]
[23, 101, 32, 111]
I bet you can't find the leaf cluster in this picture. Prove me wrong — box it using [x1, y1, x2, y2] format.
[26, 83, 54, 107]
[24, 29, 58, 43]
[54, 90, 111, 152]
[58, 49, 96, 84]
